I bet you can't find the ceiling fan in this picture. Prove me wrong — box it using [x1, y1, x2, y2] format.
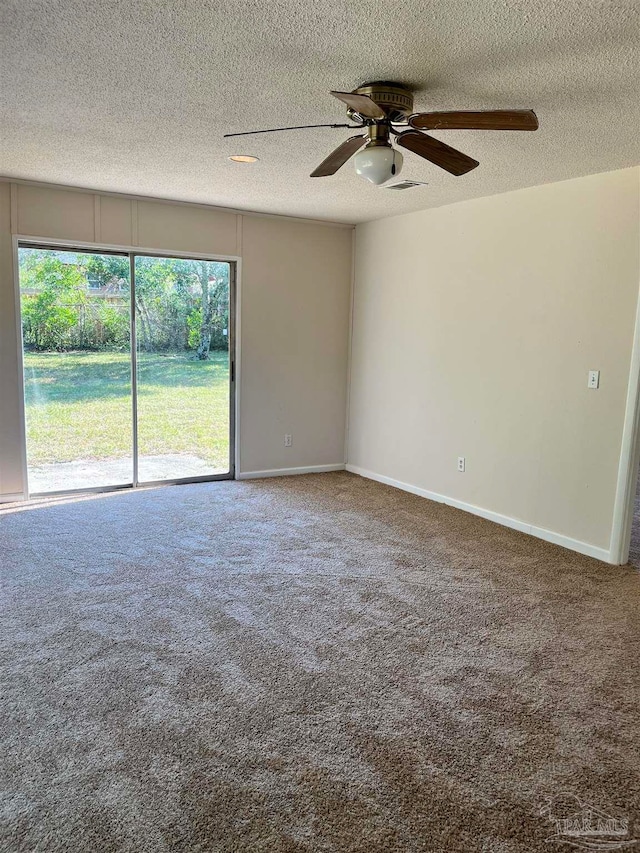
[224, 81, 538, 186]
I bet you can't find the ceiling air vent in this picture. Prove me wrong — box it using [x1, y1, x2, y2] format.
[386, 180, 428, 190]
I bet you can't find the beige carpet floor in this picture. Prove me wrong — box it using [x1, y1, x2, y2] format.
[1, 471, 639, 853]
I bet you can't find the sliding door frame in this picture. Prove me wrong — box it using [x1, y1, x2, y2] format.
[129, 250, 237, 488]
[13, 235, 240, 499]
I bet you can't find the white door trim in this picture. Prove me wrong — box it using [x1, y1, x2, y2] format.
[609, 280, 640, 564]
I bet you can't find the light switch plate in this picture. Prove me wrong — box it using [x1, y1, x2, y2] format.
[588, 370, 600, 389]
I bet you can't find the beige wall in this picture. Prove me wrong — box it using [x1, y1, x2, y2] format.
[240, 216, 352, 472]
[3, 169, 639, 559]
[348, 167, 640, 556]
[0, 181, 353, 496]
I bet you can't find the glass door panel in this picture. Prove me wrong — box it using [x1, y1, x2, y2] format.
[133, 255, 231, 483]
[19, 246, 132, 494]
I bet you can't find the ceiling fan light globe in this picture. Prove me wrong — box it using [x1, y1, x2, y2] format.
[354, 146, 403, 185]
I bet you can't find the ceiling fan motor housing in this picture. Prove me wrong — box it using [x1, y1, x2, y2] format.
[351, 82, 414, 123]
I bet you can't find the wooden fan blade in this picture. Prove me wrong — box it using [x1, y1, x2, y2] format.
[410, 110, 539, 131]
[330, 91, 386, 120]
[396, 131, 479, 176]
[310, 135, 368, 177]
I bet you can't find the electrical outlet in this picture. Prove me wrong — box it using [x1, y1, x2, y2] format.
[457, 456, 465, 472]
[284, 434, 292, 447]
[588, 370, 600, 389]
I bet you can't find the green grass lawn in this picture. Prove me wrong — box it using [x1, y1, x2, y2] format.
[23, 350, 230, 470]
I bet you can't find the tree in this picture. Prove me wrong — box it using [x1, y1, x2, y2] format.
[82, 253, 129, 288]
[134, 257, 229, 358]
[20, 250, 88, 350]
[18, 249, 230, 356]
[194, 261, 230, 359]
[195, 262, 213, 359]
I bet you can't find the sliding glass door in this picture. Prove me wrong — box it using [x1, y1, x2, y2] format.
[134, 255, 232, 484]
[19, 247, 133, 493]
[18, 244, 234, 496]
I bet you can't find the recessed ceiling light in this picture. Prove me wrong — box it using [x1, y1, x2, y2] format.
[229, 154, 259, 163]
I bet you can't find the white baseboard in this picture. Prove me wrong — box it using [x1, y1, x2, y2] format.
[345, 464, 612, 564]
[237, 463, 345, 480]
[0, 493, 25, 504]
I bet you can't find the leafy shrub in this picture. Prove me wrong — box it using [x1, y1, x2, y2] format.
[96, 303, 130, 349]
[22, 290, 80, 350]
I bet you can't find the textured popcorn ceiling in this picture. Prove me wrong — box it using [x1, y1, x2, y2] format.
[1, 1, 639, 224]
